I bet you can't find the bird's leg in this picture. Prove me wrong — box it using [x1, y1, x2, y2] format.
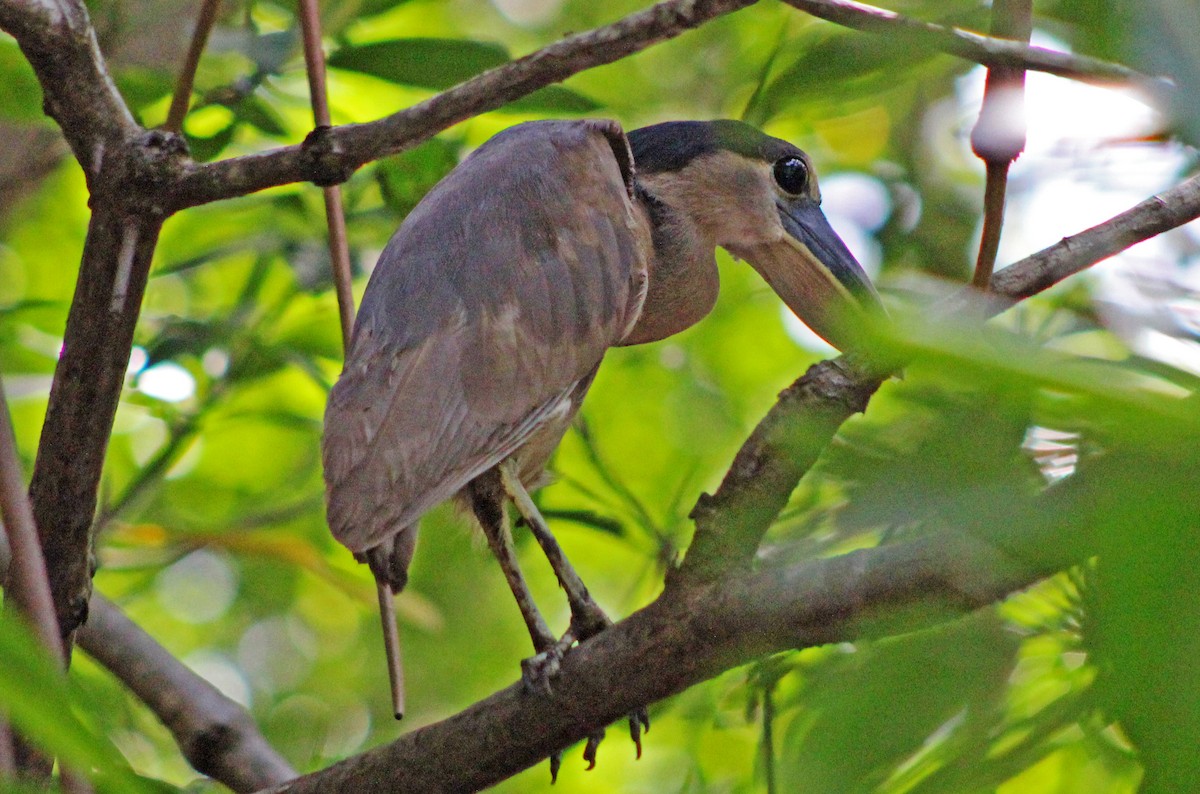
[498, 459, 608, 639]
[498, 459, 651, 761]
[467, 470, 564, 685]
[469, 469, 578, 782]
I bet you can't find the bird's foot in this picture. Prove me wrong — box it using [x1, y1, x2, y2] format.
[521, 630, 576, 696]
[520, 603, 607, 695]
[523, 606, 651, 780]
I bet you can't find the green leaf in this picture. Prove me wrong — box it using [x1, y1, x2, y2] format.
[233, 94, 288, 137]
[507, 85, 601, 113]
[186, 123, 237, 162]
[754, 30, 935, 118]
[329, 38, 510, 91]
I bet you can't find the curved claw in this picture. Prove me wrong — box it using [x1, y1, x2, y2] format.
[629, 708, 650, 759]
[549, 751, 562, 784]
[582, 727, 605, 771]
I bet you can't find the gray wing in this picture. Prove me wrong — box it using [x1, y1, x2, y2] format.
[323, 119, 649, 553]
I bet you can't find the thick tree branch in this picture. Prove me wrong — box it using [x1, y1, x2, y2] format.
[781, 0, 1164, 92]
[28, 208, 164, 644]
[677, 357, 886, 583]
[266, 493, 1087, 793]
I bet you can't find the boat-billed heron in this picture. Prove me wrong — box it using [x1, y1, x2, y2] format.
[322, 118, 881, 762]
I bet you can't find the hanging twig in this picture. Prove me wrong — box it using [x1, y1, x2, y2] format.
[970, 0, 1033, 289]
[297, 0, 355, 347]
[163, 0, 223, 133]
[294, 0, 403, 721]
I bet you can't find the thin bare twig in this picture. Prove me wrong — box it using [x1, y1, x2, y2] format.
[0, 380, 68, 785]
[0, 381, 63, 653]
[781, 0, 1163, 91]
[296, 0, 402, 720]
[970, 0, 1032, 289]
[163, 0, 223, 133]
[295, 0, 355, 343]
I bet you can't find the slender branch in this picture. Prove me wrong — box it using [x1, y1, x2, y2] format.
[265, 488, 1089, 793]
[0, 532, 296, 792]
[0, 380, 66, 784]
[780, 0, 1164, 92]
[76, 598, 296, 792]
[0, 385, 64, 664]
[296, 0, 355, 348]
[163, 0, 223, 133]
[166, 0, 1158, 211]
[675, 357, 885, 583]
[986, 172, 1200, 306]
[970, 0, 1032, 289]
[677, 171, 1200, 584]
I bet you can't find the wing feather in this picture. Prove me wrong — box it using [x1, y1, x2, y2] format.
[323, 120, 649, 553]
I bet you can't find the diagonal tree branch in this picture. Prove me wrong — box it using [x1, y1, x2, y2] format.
[0, 0, 138, 179]
[28, 209, 165, 644]
[168, 0, 759, 210]
[265, 484, 1091, 793]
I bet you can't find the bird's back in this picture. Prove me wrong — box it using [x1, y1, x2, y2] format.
[323, 120, 650, 554]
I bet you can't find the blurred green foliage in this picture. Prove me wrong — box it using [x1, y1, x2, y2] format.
[1, 0, 1198, 791]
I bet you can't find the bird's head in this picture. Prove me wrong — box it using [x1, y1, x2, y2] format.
[628, 119, 883, 351]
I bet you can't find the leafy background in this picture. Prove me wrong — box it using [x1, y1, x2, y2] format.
[1, 0, 1199, 791]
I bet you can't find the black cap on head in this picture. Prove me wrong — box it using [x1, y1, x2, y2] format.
[628, 120, 803, 174]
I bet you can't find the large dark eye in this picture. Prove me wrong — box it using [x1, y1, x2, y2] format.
[773, 156, 808, 195]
